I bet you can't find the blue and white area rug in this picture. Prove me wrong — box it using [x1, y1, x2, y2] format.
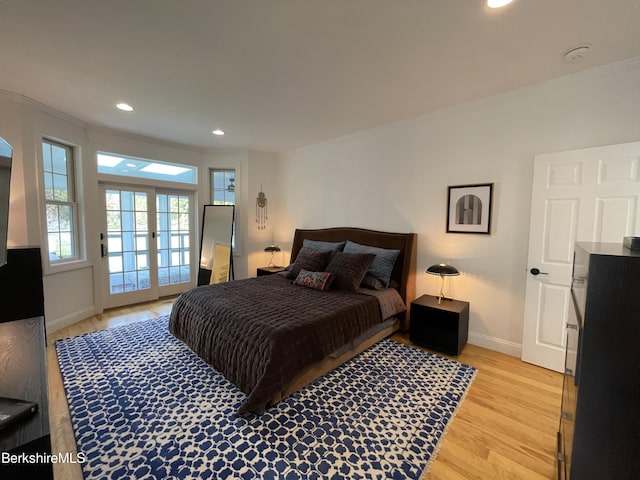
[56, 316, 476, 479]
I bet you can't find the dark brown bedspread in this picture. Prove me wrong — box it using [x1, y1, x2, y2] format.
[168, 274, 383, 414]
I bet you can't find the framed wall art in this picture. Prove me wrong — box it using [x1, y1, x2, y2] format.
[446, 183, 493, 234]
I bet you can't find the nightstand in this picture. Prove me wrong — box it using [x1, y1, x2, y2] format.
[256, 266, 287, 276]
[409, 294, 469, 355]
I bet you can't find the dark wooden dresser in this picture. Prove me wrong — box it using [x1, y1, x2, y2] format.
[0, 248, 52, 479]
[557, 242, 640, 479]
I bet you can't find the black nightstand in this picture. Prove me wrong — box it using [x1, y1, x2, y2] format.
[410, 294, 469, 356]
[257, 266, 287, 276]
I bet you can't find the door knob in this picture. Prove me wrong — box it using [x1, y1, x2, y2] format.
[530, 268, 548, 276]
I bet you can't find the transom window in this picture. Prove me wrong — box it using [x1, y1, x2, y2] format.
[97, 152, 197, 184]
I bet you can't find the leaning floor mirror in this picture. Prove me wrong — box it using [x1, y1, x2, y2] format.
[197, 205, 235, 286]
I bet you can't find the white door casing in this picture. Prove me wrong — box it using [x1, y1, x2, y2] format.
[522, 141, 640, 372]
[100, 185, 195, 309]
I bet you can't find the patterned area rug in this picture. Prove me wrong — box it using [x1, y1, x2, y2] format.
[56, 316, 476, 479]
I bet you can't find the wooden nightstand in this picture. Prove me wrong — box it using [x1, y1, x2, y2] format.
[257, 266, 287, 276]
[409, 294, 469, 355]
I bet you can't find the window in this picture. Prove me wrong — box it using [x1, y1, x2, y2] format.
[97, 152, 197, 184]
[42, 139, 79, 263]
[210, 169, 237, 250]
[210, 169, 235, 205]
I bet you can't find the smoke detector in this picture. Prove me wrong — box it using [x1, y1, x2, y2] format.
[563, 44, 591, 62]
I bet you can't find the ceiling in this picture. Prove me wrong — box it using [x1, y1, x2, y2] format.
[0, 0, 639, 154]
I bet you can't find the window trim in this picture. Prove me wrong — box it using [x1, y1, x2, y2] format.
[97, 151, 198, 185]
[41, 138, 82, 268]
[210, 168, 236, 206]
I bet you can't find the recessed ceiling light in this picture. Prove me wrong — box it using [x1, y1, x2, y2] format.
[212, 129, 225, 136]
[116, 103, 134, 112]
[487, 0, 514, 8]
[125, 163, 137, 168]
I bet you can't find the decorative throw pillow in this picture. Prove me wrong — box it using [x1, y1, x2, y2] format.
[302, 239, 346, 261]
[343, 240, 400, 288]
[293, 269, 334, 291]
[360, 274, 386, 291]
[286, 247, 331, 279]
[325, 252, 376, 293]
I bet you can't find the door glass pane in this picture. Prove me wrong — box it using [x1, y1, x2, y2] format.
[106, 188, 150, 294]
[157, 193, 191, 286]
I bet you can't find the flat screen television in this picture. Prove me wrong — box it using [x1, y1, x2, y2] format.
[0, 137, 12, 268]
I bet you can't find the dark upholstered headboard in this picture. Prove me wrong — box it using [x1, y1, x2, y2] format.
[290, 227, 417, 315]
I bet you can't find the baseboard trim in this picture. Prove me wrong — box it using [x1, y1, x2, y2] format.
[46, 306, 96, 333]
[468, 331, 522, 358]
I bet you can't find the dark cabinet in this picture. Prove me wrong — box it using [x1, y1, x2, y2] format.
[0, 248, 52, 479]
[409, 294, 469, 355]
[257, 266, 287, 277]
[557, 242, 640, 480]
[0, 247, 45, 323]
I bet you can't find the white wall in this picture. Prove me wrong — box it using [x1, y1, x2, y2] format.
[275, 58, 640, 356]
[246, 150, 279, 274]
[0, 95, 28, 246]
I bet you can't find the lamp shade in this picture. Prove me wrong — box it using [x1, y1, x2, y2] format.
[426, 263, 459, 276]
[264, 245, 281, 253]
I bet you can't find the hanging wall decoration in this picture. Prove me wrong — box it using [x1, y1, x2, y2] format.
[446, 183, 493, 234]
[256, 185, 268, 230]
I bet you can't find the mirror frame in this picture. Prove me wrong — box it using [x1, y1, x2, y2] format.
[0, 137, 13, 267]
[197, 204, 235, 286]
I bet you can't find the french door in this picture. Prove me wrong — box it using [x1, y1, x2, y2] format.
[100, 185, 195, 309]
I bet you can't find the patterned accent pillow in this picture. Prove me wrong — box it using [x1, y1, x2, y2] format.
[293, 269, 334, 291]
[286, 247, 331, 279]
[325, 252, 376, 293]
[343, 241, 401, 288]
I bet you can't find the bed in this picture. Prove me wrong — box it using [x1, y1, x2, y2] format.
[169, 227, 417, 414]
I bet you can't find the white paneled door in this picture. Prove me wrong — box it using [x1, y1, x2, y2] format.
[100, 185, 194, 309]
[522, 141, 640, 372]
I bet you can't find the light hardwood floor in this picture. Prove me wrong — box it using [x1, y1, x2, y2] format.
[47, 299, 562, 480]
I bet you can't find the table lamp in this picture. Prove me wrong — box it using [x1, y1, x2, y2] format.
[426, 263, 460, 304]
[264, 245, 281, 267]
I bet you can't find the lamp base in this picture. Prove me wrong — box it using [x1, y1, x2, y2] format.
[437, 294, 455, 304]
[267, 252, 280, 268]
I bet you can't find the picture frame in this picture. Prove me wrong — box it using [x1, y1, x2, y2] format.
[446, 183, 493, 234]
